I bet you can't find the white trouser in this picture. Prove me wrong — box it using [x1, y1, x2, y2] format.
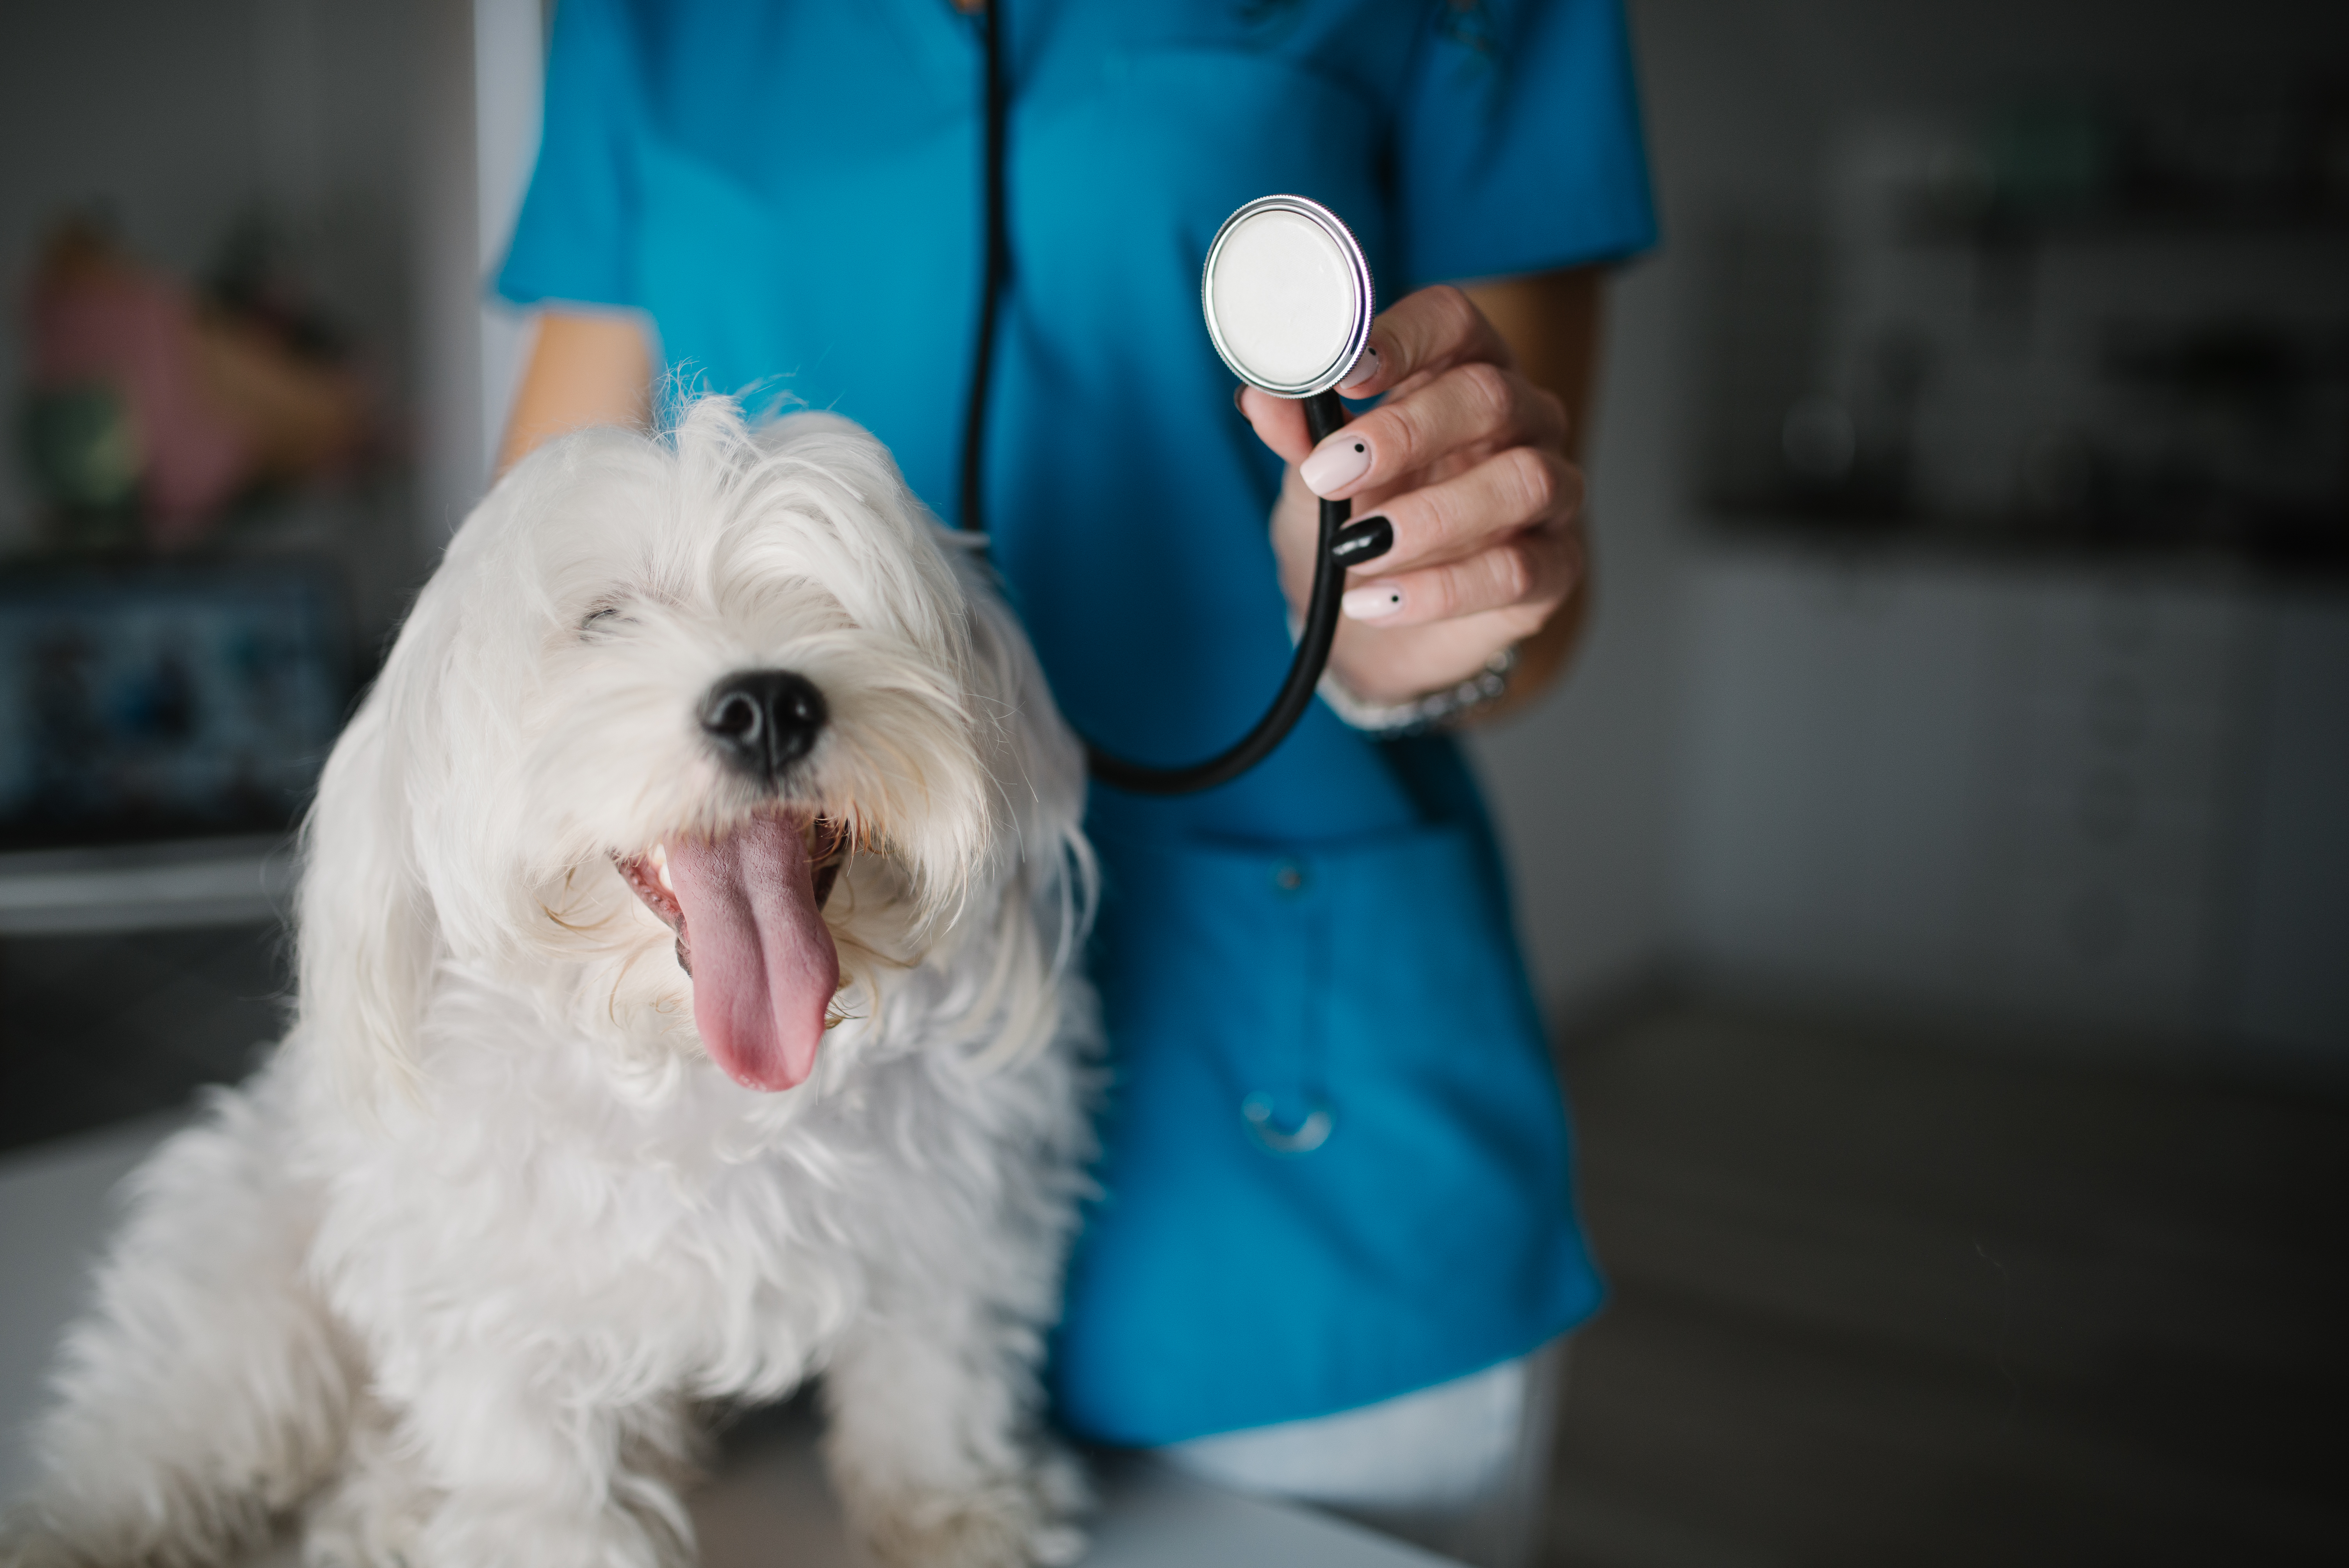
[1159, 1339, 1568, 1568]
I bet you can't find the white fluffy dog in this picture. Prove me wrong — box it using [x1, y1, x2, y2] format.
[2, 401, 1098, 1568]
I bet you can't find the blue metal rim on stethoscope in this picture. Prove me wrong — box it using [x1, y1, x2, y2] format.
[1201, 194, 1376, 399]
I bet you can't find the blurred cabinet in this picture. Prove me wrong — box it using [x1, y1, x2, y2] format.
[1677, 538, 2346, 1066]
[1967, 574, 2247, 1027]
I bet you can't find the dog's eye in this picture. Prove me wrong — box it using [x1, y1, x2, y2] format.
[579, 605, 624, 636]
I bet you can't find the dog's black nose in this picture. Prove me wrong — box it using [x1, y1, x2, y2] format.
[700, 670, 827, 783]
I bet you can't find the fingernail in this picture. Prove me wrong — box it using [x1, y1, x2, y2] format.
[1330, 515, 1393, 567]
[1337, 344, 1383, 393]
[1342, 582, 1405, 621]
[1300, 433, 1372, 497]
[1233, 384, 1247, 413]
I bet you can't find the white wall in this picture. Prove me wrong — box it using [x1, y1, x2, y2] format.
[473, 0, 547, 490]
[410, 0, 489, 546]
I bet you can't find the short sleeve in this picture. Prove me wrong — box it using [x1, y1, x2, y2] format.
[1395, 0, 1658, 289]
[494, 0, 643, 310]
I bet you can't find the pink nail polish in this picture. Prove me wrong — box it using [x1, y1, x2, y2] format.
[1301, 434, 1371, 498]
[1342, 583, 1404, 621]
[1338, 344, 1383, 392]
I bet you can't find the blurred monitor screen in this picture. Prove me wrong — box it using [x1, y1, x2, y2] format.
[0, 565, 346, 850]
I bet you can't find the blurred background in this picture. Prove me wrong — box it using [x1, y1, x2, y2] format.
[0, 1, 2342, 1563]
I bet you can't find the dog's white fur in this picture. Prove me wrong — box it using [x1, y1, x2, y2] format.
[1, 402, 1098, 1568]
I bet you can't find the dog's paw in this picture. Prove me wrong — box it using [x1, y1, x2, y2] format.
[1025, 1443, 1092, 1536]
[849, 1462, 1090, 1568]
[0, 1524, 52, 1568]
[300, 1470, 427, 1568]
[402, 1498, 692, 1568]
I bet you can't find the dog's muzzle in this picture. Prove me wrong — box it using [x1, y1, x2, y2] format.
[702, 669, 827, 785]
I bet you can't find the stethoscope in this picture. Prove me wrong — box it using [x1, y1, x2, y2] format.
[956, 4, 1371, 796]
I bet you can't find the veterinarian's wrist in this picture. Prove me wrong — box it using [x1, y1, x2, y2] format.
[1315, 643, 1519, 738]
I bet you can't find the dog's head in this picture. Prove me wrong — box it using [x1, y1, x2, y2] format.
[298, 399, 1087, 1105]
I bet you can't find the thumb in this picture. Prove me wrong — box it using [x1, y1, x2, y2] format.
[1236, 385, 1319, 464]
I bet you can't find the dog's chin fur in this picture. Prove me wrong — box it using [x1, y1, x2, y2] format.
[0, 402, 1100, 1568]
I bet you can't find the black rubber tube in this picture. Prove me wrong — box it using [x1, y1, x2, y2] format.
[959, 0, 1347, 795]
[1083, 391, 1351, 796]
[957, 0, 1011, 540]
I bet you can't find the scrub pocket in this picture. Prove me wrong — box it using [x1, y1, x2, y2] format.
[1050, 817, 1604, 1447]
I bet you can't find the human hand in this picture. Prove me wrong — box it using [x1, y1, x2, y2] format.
[1238, 285, 1587, 708]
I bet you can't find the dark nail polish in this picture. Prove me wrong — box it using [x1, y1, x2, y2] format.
[1331, 515, 1394, 566]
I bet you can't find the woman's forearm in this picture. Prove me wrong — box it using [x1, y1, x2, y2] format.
[496, 311, 656, 476]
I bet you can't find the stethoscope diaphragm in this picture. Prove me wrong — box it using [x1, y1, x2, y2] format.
[1201, 195, 1375, 399]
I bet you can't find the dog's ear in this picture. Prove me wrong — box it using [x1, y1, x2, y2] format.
[293, 441, 597, 1103]
[954, 550, 1096, 1069]
[296, 699, 433, 1106]
[294, 567, 459, 1108]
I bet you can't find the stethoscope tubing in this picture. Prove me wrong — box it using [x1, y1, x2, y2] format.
[1084, 391, 1351, 795]
[957, 0, 1352, 796]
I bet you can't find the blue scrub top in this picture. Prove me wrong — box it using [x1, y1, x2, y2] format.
[501, 0, 1656, 1446]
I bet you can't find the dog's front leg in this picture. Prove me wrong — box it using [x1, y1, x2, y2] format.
[376, 1355, 700, 1568]
[0, 1084, 350, 1568]
[819, 1304, 1087, 1568]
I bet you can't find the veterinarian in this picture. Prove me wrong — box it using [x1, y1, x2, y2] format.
[494, 2, 1653, 1561]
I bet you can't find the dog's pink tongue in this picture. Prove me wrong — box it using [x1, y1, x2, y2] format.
[666, 816, 839, 1092]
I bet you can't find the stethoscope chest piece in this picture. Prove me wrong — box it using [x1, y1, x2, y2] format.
[1201, 195, 1375, 399]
